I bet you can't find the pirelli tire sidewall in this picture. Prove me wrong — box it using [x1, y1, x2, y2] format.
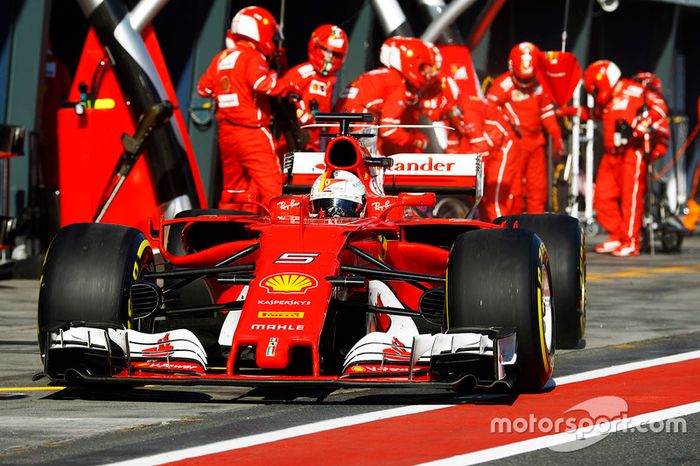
[496, 214, 586, 349]
[445, 229, 554, 391]
[38, 223, 153, 352]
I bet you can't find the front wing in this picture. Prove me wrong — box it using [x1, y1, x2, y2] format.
[40, 323, 517, 391]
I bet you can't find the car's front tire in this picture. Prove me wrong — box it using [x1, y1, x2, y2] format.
[38, 223, 154, 354]
[445, 228, 554, 391]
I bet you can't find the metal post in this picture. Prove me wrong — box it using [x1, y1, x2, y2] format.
[569, 81, 582, 218]
[128, 0, 170, 33]
[585, 94, 595, 229]
[421, 0, 479, 43]
[369, 0, 413, 36]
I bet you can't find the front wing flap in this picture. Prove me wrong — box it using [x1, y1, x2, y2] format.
[341, 328, 516, 389]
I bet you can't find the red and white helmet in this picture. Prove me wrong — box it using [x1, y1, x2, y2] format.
[633, 71, 663, 96]
[379, 36, 440, 93]
[583, 59, 622, 106]
[308, 24, 348, 76]
[310, 170, 366, 218]
[508, 42, 540, 88]
[230, 6, 280, 59]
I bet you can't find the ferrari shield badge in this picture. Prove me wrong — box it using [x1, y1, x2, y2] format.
[266, 337, 279, 357]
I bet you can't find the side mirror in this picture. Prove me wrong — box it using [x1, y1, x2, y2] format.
[397, 192, 436, 207]
[379, 193, 437, 220]
[219, 190, 270, 216]
[220, 190, 260, 204]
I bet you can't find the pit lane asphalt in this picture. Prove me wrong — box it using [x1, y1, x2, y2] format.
[1, 235, 699, 465]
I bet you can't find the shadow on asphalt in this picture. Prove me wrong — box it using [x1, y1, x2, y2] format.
[42, 384, 530, 406]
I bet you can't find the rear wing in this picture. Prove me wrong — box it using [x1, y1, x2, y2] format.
[284, 151, 484, 196]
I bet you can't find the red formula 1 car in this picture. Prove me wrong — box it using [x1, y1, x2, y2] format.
[37, 113, 585, 392]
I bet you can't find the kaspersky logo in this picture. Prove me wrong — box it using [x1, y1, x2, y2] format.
[261, 273, 318, 294]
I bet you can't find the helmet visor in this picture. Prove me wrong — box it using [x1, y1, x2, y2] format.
[316, 45, 345, 75]
[312, 198, 363, 217]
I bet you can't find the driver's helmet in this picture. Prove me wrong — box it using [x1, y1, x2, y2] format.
[310, 170, 366, 218]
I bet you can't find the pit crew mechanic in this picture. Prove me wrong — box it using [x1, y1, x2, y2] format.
[560, 60, 670, 256]
[278, 24, 349, 152]
[487, 42, 564, 214]
[334, 36, 441, 155]
[197, 6, 289, 208]
[420, 75, 522, 222]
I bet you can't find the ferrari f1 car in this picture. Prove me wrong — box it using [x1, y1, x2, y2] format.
[37, 113, 586, 392]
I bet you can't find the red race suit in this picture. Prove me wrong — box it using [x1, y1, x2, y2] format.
[334, 67, 428, 155]
[459, 96, 522, 221]
[487, 73, 563, 213]
[418, 77, 523, 221]
[198, 41, 289, 207]
[586, 79, 670, 252]
[278, 62, 336, 151]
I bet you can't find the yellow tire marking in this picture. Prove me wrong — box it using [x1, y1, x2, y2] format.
[129, 239, 152, 328]
[133, 239, 151, 280]
[537, 246, 550, 373]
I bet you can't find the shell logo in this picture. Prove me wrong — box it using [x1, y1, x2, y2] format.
[261, 273, 318, 294]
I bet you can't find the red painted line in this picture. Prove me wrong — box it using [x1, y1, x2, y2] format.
[168, 357, 700, 466]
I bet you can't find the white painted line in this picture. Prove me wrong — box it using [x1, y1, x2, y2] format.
[549, 349, 700, 388]
[106, 349, 700, 466]
[106, 404, 453, 466]
[417, 401, 700, 465]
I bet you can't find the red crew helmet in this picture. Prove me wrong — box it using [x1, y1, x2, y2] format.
[633, 71, 663, 96]
[583, 59, 622, 106]
[379, 36, 440, 93]
[308, 24, 348, 76]
[508, 42, 541, 88]
[230, 6, 280, 59]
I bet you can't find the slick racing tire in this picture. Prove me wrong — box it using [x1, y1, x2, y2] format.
[38, 223, 154, 354]
[496, 214, 586, 349]
[445, 229, 554, 391]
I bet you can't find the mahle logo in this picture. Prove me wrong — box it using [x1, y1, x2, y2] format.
[261, 273, 318, 294]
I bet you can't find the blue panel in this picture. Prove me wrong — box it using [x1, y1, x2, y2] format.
[0, 1, 13, 121]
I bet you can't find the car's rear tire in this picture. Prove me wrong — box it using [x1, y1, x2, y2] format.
[38, 223, 154, 353]
[445, 229, 554, 391]
[496, 214, 586, 349]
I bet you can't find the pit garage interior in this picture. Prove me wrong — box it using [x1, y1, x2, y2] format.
[0, 0, 699, 275]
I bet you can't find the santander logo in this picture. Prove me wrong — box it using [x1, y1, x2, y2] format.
[387, 156, 456, 173]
